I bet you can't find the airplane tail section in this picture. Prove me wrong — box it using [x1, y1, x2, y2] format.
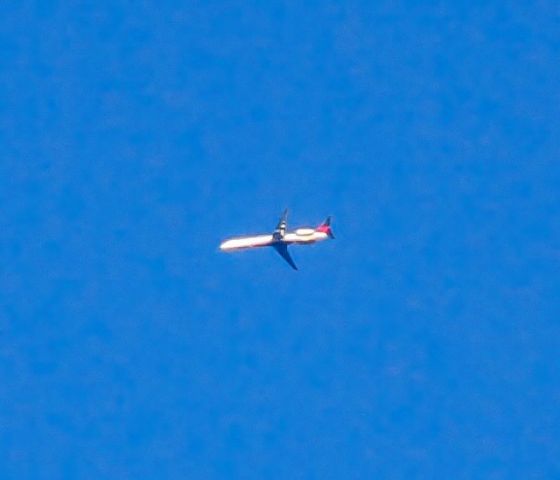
[316, 216, 335, 239]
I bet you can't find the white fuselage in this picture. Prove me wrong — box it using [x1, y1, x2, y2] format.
[220, 228, 328, 251]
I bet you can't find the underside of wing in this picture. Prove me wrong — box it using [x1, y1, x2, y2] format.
[272, 243, 298, 270]
[273, 209, 288, 240]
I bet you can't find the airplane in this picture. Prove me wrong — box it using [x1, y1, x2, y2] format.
[219, 209, 334, 270]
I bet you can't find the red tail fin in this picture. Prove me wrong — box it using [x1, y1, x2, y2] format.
[316, 216, 334, 238]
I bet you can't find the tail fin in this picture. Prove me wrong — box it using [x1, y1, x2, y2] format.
[316, 216, 335, 239]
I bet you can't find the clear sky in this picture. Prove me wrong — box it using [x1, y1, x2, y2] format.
[1, 1, 559, 479]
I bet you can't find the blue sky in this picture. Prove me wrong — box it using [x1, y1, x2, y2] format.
[1, 1, 559, 478]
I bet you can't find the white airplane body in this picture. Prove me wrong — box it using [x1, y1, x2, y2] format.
[219, 210, 334, 270]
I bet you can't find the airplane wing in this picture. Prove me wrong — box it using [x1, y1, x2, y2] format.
[272, 243, 298, 270]
[273, 209, 288, 240]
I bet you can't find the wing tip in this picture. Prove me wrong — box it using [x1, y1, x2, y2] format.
[272, 243, 298, 270]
